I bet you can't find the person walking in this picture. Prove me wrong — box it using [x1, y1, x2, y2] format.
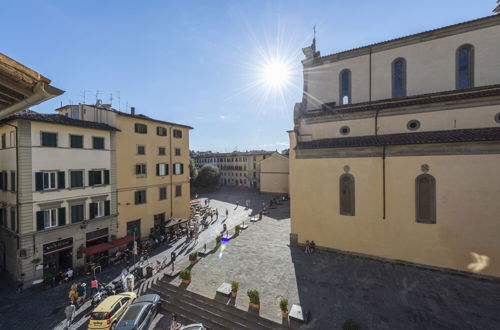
[170, 251, 176, 272]
[16, 273, 25, 293]
[65, 301, 76, 329]
[215, 209, 219, 220]
[225, 209, 229, 217]
[68, 284, 78, 305]
[76, 282, 86, 305]
[91, 277, 98, 295]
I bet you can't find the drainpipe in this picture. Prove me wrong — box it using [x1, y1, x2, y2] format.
[3, 123, 19, 231]
[0, 82, 63, 120]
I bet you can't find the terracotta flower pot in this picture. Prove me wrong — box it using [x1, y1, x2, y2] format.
[249, 302, 260, 309]
[282, 311, 289, 318]
[190, 259, 197, 265]
[231, 291, 237, 297]
[182, 279, 191, 285]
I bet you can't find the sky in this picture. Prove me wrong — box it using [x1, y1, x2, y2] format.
[1, 0, 496, 152]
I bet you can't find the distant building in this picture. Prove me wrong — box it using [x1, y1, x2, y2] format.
[0, 111, 117, 286]
[259, 152, 289, 194]
[289, 12, 500, 276]
[193, 151, 273, 189]
[56, 104, 192, 239]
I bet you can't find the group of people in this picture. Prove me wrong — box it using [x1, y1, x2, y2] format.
[54, 268, 74, 285]
[65, 277, 99, 328]
[305, 240, 317, 254]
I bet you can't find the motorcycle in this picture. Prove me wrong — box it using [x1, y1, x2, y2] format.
[91, 284, 115, 307]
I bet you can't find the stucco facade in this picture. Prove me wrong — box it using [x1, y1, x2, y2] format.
[0, 113, 118, 285]
[259, 153, 289, 194]
[57, 105, 192, 239]
[290, 13, 500, 277]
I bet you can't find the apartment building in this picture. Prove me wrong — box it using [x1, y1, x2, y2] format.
[289, 13, 500, 276]
[56, 104, 192, 240]
[193, 151, 273, 188]
[259, 152, 289, 194]
[0, 111, 117, 285]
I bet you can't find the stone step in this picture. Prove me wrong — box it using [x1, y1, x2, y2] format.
[152, 279, 290, 329]
[152, 287, 247, 329]
[157, 297, 223, 329]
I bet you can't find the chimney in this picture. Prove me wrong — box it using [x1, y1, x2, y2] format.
[131, 107, 135, 115]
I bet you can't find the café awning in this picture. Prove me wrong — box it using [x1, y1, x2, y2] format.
[81, 243, 114, 255]
[110, 235, 134, 247]
[165, 218, 188, 228]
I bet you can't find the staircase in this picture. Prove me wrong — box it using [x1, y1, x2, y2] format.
[148, 277, 291, 329]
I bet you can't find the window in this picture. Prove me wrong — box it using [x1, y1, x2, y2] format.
[70, 135, 83, 148]
[159, 187, 167, 200]
[156, 163, 168, 176]
[175, 185, 182, 197]
[137, 145, 145, 155]
[407, 120, 421, 131]
[92, 137, 105, 149]
[173, 129, 182, 138]
[89, 169, 109, 186]
[43, 172, 57, 190]
[416, 174, 436, 223]
[10, 171, 15, 192]
[9, 131, 15, 147]
[456, 44, 474, 89]
[175, 148, 181, 156]
[339, 69, 351, 105]
[173, 163, 184, 175]
[71, 204, 84, 223]
[136, 164, 147, 175]
[392, 58, 406, 98]
[70, 170, 84, 188]
[156, 127, 167, 136]
[96, 200, 105, 217]
[158, 147, 166, 155]
[89, 200, 110, 219]
[1, 134, 5, 149]
[134, 123, 148, 134]
[43, 209, 57, 228]
[10, 207, 15, 231]
[41, 132, 57, 147]
[135, 190, 147, 204]
[339, 174, 355, 216]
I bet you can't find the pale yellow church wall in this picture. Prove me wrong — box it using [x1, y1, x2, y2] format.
[298, 103, 500, 140]
[289, 150, 500, 277]
[305, 23, 500, 110]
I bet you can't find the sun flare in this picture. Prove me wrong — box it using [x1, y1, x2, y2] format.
[260, 60, 291, 89]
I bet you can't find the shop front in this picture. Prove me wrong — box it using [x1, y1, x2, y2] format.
[127, 219, 141, 239]
[43, 238, 73, 276]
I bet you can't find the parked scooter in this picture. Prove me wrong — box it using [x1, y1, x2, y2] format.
[91, 284, 115, 307]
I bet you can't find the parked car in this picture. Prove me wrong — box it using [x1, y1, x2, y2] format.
[180, 324, 206, 330]
[88, 292, 137, 330]
[114, 294, 161, 330]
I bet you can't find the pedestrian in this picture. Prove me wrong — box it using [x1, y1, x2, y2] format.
[305, 240, 311, 254]
[215, 209, 219, 220]
[16, 273, 24, 293]
[68, 284, 78, 305]
[235, 201, 239, 208]
[76, 282, 86, 304]
[91, 277, 98, 295]
[225, 209, 229, 217]
[65, 301, 76, 328]
[66, 268, 74, 282]
[170, 251, 176, 272]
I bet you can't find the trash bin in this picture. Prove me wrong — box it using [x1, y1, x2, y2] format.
[146, 266, 153, 278]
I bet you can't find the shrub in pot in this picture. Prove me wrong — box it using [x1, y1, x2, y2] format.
[247, 289, 260, 308]
[189, 252, 198, 264]
[235, 225, 241, 234]
[215, 235, 222, 246]
[231, 281, 239, 297]
[180, 269, 191, 284]
[279, 297, 289, 318]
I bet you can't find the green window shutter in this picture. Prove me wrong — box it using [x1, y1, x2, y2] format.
[180, 163, 184, 174]
[104, 170, 110, 185]
[58, 207, 66, 226]
[57, 171, 65, 189]
[104, 200, 110, 216]
[156, 164, 160, 176]
[36, 211, 44, 231]
[0, 209, 3, 226]
[0, 173, 3, 191]
[89, 203, 96, 219]
[88, 170, 94, 186]
[166, 164, 169, 175]
[3, 172, 7, 190]
[35, 172, 43, 191]
[134, 191, 139, 204]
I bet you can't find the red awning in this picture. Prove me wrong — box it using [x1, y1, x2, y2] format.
[81, 243, 114, 255]
[110, 235, 134, 248]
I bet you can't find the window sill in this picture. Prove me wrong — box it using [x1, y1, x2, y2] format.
[136, 175, 147, 178]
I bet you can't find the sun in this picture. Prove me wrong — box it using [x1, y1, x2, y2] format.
[259, 59, 291, 90]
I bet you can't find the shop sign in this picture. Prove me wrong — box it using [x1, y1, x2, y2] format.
[43, 238, 73, 255]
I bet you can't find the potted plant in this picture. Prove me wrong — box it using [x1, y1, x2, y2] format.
[279, 297, 289, 318]
[215, 235, 222, 247]
[31, 257, 41, 265]
[42, 272, 54, 289]
[235, 225, 241, 235]
[179, 269, 191, 285]
[189, 252, 198, 265]
[247, 289, 260, 309]
[231, 281, 239, 297]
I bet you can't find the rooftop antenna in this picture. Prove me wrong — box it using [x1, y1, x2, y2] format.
[125, 101, 129, 113]
[95, 90, 102, 104]
[116, 91, 121, 110]
[81, 90, 90, 104]
[312, 24, 316, 50]
[109, 93, 113, 106]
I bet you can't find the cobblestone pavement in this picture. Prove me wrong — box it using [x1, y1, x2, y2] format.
[164, 191, 500, 330]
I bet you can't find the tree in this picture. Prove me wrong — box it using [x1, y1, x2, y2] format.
[194, 165, 220, 188]
[189, 158, 198, 182]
